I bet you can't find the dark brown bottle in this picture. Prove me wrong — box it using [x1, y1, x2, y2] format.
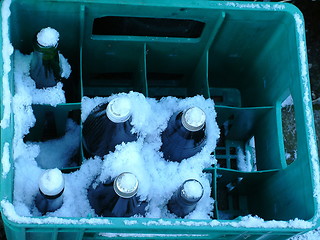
[88, 172, 147, 217]
[167, 179, 204, 217]
[82, 97, 137, 158]
[160, 107, 206, 162]
[35, 169, 65, 215]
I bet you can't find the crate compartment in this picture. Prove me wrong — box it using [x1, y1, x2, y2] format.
[82, 41, 148, 97]
[205, 167, 314, 221]
[23, 104, 82, 170]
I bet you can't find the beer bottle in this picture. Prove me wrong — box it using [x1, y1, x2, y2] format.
[160, 107, 206, 162]
[30, 27, 62, 89]
[88, 172, 147, 217]
[167, 179, 204, 217]
[35, 169, 65, 215]
[82, 97, 137, 158]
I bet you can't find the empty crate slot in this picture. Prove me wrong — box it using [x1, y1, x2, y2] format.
[216, 169, 284, 220]
[281, 95, 297, 166]
[214, 105, 285, 171]
[24, 105, 81, 169]
[82, 41, 147, 97]
[146, 42, 207, 98]
[92, 16, 205, 38]
[207, 14, 297, 108]
[216, 175, 247, 220]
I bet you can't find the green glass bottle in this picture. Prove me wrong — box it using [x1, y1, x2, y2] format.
[30, 27, 62, 89]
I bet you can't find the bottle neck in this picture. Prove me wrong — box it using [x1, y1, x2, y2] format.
[33, 39, 59, 61]
[39, 188, 64, 200]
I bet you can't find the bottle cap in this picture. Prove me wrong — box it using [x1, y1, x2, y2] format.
[37, 27, 60, 48]
[113, 172, 139, 198]
[181, 179, 204, 202]
[181, 107, 206, 132]
[38, 169, 65, 197]
[106, 97, 132, 123]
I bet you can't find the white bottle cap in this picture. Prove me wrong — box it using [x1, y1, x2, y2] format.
[181, 107, 206, 132]
[113, 172, 139, 198]
[181, 179, 204, 201]
[37, 27, 60, 48]
[38, 169, 65, 197]
[106, 97, 132, 123]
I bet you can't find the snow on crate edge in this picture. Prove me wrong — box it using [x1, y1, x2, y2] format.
[1, 200, 112, 225]
[1, 200, 312, 229]
[218, 2, 285, 11]
[0, 0, 13, 129]
[141, 217, 312, 229]
[1, 142, 10, 178]
[295, 13, 320, 224]
[99, 233, 208, 238]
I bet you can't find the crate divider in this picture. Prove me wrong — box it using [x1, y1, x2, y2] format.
[203, 168, 218, 219]
[79, 4, 85, 100]
[135, 43, 148, 96]
[188, 12, 226, 98]
[188, 52, 210, 98]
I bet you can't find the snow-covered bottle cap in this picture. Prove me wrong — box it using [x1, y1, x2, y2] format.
[38, 168, 65, 197]
[181, 107, 206, 132]
[113, 172, 139, 198]
[106, 97, 132, 123]
[37, 27, 60, 48]
[181, 179, 204, 202]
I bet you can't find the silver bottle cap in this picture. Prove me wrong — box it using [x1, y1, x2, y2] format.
[38, 168, 65, 197]
[181, 107, 206, 132]
[106, 97, 132, 123]
[113, 172, 139, 198]
[181, 179, 204, 202]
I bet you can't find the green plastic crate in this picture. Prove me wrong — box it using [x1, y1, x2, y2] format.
[1, 0, 319, 239]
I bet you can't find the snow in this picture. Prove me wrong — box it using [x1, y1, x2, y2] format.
[0, 0, 13, 129]
[36, 27, 59, 47]
[282, 95, 294, 108]
[38, 168, 64, 196]
[14, 51, 66, 106]
[1, 142, 10, 178]
[88, 92, 219, 219]
[31, 119, 80, 169]
[237, 147, 253, 172]
[59, 53, 72, 79]
[183, 180, 203, 200]
[220, 2, 285, 11]
[99, 233, 208, 238]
